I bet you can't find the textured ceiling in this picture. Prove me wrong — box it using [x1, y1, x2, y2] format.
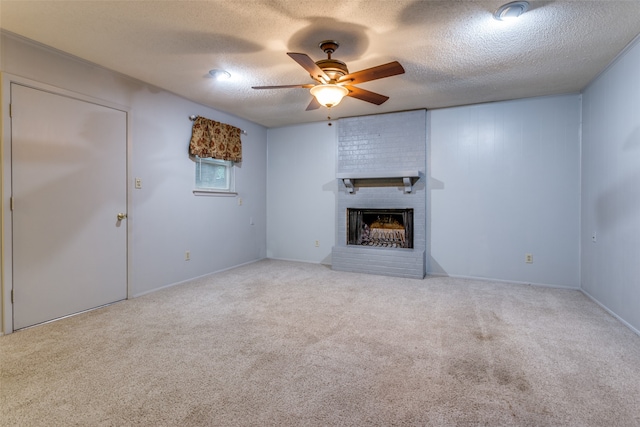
[1, 1, 640, 128]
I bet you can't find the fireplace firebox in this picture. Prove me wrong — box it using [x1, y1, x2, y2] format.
[347, 208, 413, 249]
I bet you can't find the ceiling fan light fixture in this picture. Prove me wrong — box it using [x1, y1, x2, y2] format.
[310, 84, 349, 108]
[494, 1, 529, 21]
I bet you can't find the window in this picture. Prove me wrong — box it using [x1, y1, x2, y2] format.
[194, 157, 235, 194]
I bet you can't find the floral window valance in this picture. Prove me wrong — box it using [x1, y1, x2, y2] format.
[189, 116, 242, 162]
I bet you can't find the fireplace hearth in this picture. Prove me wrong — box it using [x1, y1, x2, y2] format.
[347, 208, 413, 249]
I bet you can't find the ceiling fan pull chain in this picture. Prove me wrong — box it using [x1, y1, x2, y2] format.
[327, 114, 333, 126]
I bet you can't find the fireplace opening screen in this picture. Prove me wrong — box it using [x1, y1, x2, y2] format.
[347, 208, 413, 249]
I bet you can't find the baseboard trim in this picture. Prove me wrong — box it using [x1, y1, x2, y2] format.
[580, 289, 640, 338]
[428, 272, 640, 337]
[267, 257, 332, 266]
[131, 258, 266, 298]
[426, 272, 580, 291]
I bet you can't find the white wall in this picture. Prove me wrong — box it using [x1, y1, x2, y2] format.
[265, 97, 582, 288]
[428, 95, 581, 288]
[581, 37, 640, 333]
[1, 33, 267, 330]
[266, 122, 336, 264]
[128, 90, 267, 295]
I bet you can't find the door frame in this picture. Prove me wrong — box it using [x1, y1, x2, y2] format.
[1, 73, 132, 334]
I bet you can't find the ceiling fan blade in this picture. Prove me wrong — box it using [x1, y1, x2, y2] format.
[338, 61, 405, 85]
[306, 97, 321, 111]
[345, 85, 389, 105]
[287, 52, 330, 82]
[252, 84, 315, 89]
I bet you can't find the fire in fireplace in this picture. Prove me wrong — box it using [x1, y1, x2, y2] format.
[347, 208, 413, 249]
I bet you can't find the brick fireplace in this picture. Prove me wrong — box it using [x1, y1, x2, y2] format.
[331, 110, 426, 279]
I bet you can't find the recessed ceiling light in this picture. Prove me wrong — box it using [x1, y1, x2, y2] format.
[209, 69, 231, 80]
[494, 1, 529, 21]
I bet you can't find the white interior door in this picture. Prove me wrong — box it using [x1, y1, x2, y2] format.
[11, 83, 127, 330]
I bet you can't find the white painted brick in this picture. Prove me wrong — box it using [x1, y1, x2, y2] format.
[333, 110, 427, 278]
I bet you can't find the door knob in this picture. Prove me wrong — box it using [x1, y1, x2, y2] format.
[117, 213, 127, 221]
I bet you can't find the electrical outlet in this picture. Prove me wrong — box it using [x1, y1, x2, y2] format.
[135, 178, 142, 189]
[237, 197, 242, 206]
[315, 240, 320, 247]
[525, 253, 533, 264]
[592, 232, 597, 243]
[185, 251, 191, 261]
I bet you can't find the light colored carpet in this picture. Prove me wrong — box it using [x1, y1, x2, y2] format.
[1, 259, 640, 426]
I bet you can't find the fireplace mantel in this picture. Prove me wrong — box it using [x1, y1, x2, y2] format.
[336, 171, 420, 193]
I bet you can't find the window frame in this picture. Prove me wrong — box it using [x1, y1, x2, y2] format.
[193, 157, 237, 196]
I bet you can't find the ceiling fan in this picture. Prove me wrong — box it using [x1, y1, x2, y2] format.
[252, 40, 405, 111]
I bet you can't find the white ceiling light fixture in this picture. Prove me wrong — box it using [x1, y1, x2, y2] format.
[494, 1, 529, 21]
[310, 84, 349, 108]
[209, 69, 231, 80]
